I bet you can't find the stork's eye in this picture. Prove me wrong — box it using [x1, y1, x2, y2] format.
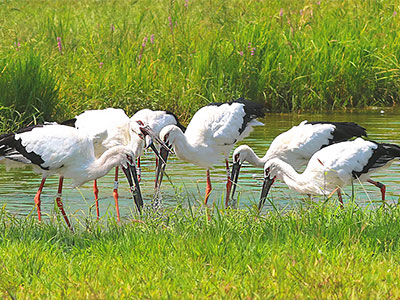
[234, 153, 240, 163]
[265, 167, 270, 176]
[136, 120, 144, 126]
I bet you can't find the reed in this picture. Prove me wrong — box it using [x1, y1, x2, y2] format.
[0, 0, 399, 131]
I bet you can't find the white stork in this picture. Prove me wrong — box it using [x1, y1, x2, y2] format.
[130, 109, 185, 189]
[158, 98, 265, 206]
[0, 124, 140, 230]
[259, 138, 400, 210]
[230, 121, 367, 201]
[63, 108, 178, 219]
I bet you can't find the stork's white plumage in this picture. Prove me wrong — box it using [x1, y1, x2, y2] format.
[158, 98, 265, 206]
[259, 138, 400, 210]
[67, 108, 141, 157]
[0, 124, 138, 230]
[65, 108, 182, 219]
[230, 121, 367, 200]
[131, 109, 186, 138]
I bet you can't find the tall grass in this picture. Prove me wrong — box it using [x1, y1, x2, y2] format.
[0, 0, 399, 129]
[0, 51, 59, 131]
[1, 203, 400, 298]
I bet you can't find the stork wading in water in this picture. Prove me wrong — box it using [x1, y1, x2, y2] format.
[230, 121, 367, 201]
[0, 124, 142, 231]
[259, 138, 400, 211]
[130, 109, 186, 190]
[158, 98, 265, 207]
[63, 108, 178, 219]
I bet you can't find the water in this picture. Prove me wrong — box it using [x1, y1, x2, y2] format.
[1, 108, 399, 219]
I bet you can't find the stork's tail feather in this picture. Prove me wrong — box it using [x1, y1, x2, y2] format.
[60, 118, 77, 127]
[0, 131, 48, 168]
[232, 97, 266, 119]
[353, 142, 400, 178]
[381, 143, 400, 159]
[165, 111, 186, 132]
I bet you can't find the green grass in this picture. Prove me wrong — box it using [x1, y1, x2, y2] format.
[1, 0, 400, 130]
[1, 202, 400, 299]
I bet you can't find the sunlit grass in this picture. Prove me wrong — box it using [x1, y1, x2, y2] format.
[1, 202, 400, 298]
[1, 0, 400, 131]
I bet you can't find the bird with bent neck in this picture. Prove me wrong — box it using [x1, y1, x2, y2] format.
[158, 98, 265, 207]
[0, 124, 141, 231]
[258, 138, 400, 211]
[230, 121, 367, 201]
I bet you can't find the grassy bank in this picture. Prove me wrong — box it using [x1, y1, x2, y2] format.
[1, 203, 400, 299]
[0, 0, 400, 130]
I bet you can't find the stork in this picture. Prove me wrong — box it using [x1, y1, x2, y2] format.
[63, 108, 177, 220]
[158, 98, 265, 206]
[259, 138, 400, 210]
[230, 121, 367, 202]
[129, 109, 185, 189]
[0, 124, 142, 230]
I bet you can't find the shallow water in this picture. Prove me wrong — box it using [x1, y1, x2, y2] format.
[0, 108, 399, 220]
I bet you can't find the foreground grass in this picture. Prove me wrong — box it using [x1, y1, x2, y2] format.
[1, 0, 400, 130]
[1, 203, 400, 299]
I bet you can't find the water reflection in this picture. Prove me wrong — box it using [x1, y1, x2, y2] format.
[0, 109, 399, 218]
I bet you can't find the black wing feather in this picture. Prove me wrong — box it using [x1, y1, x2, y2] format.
[0, 127, 49, 169]
[208, 97, 265, 134]
[164, 111, 186, 132]
[60, 118, 77, 127]
[306, 121, 367, 144]
[352, 142, 400, 178]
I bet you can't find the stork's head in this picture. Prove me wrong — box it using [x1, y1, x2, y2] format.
[159, 125, 182, 148]
[229, 145, 255, 201]
[232, 145, 253, 165]
[263, 159, 281, 181]
[258, 159, 281, 211]
[128, 119, 146, 140]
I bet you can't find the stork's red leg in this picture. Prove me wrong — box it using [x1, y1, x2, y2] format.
[225, 159, 232, 208]
[93, 180, 100, 220]
[34, 177, 46, 221]
[137, 157, 141, 183]
[204, 169, 212, 205]
[337, 188, 344, 208]
[368, 179, 386, 203]
[113, 166, 121, 222]
[55, 176, 73, 231]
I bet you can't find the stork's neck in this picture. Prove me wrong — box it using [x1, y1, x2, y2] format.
[273, 159, 317, 195]
[129, 135, 145, 158]
[246, 148, 282, 167]
[170, 131, 198, 161]
[87, 146, 128, 181]
[262, 150, 281, 166]
[243, 147, 266, 167]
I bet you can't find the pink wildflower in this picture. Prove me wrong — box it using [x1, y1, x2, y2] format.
[57, 37, 62, 53]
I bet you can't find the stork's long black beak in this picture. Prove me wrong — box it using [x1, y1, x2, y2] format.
[148, 142, 168, 165]
[258, 176, 276, 212]
[230, 162, 241, 201]
[154, 146, 170, 190]
[140, 126, 174, 154]
[122, 162, 143, 214]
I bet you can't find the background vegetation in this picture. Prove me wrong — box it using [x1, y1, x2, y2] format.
[0, 0, 400, 130]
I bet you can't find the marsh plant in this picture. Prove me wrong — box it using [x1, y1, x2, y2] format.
[0, 0, 399, 132]
[0, 51, 59, 130]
